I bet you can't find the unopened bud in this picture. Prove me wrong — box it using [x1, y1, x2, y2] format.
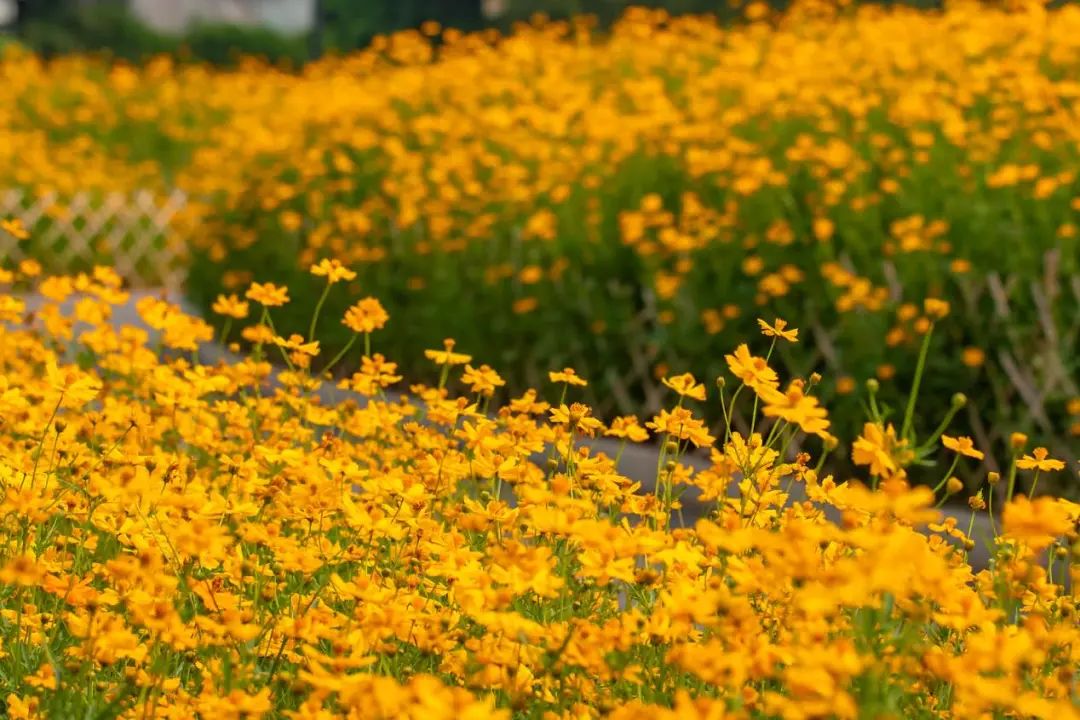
[664, 460, 676, 473]
[1010, 432, 1028, 450]
[715, 376, 726, 389]
[865, 378, 880, 394]
[987, 471, 1001, 485]
[664, 440, 679, 455]
[946, 477, 964, 495]
[809, 372, 822, 384]
[951, 393, 967, 409]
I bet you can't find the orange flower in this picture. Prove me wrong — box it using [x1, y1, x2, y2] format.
[1002, 496, 1074, 550]
[0, 217, 29, 240]
[462, 364, 505, 397]
[761, 381, 830, 438]
[211, 294, 250, 319]
[424, 339, 472, 366]
[1016, 447, 1066, 472]
[245, 282, 290, 307]
[661, 373, 706, 401]
[343, 298, 388, 334]
[724, 344, 779, 396]
[310, 258, 357, 284]
[941, 435, 984, 461]
[549, 368, 588, 387]
[757, 318, 799, 343]
[605, 416, 649, 442]
[549, 403, 604, 435]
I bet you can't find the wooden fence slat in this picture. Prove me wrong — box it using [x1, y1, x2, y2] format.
[0, 188, 188, 291]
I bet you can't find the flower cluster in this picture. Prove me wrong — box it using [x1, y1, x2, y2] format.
[0, 266, 1076, 719]
[2, 0, 1079, 470]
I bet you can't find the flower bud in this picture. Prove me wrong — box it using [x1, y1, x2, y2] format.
[664, 440, 679, 455]
[946, 476, 964, 495]
[809, 372, 822, 384]
[1010, 432, 1028, 450]
[664, 460, 676, 473]
[950, 393, 966, 409]
[865, 378, 880, 394]
[715, 376, 726, 389]
[987, 471, 1000, 485]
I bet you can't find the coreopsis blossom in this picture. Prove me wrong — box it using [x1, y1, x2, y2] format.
[424, 338, 472, 366]
[245, 282, 290, 307]
[757, 318, 798, 342]
[272, 334, 320, 357]
[45, 358, 101, 408]
[941, 435, 984, 460]
[852, 422, 908, 479]
[646, 407, 715, 448]
[462, 364, 505, 397]
[661, 373, 706, 401]
[310, 258, 357, 283]
[0, 217, 29, 240]
[724, 344, 779, 396]
[1016, 447, 1066, 472]
[761, 381, 830, 438]
[343, 297, 389, 334]
[1002, 496, 1074, 550]
[211, 294, 250, 319]
[605, 416, 649, 442]
[549, 368, 588, 387]
[549, 402, 604, 435]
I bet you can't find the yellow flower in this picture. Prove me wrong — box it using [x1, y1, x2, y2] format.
[724, 344, 779, 396]
[761, 381, 830, 438]
[923, 298, 950, 319]
[310, 258, 357, 284]
[45, 358, 102, 408]
[245, 282, 290, 307]
[0, 217, 29, 240]
[605, 416, 649, 442]
[1002, 496, 1074, 551]
[462, 364, 505, 397]
[343, 297, 389, 334]
[424, 338, 472, 366]
[1016, 447, 1066, 472]
[272, 334, 321, 357]
[661, 373, 706, 401]
[211, 294, 250, 319]
[549, 402, 604, 435]
[941, 435, 984, 461]
[852, 422, 908, 479]
[757, 318, 799, 343]
[549, 368, 588, 387]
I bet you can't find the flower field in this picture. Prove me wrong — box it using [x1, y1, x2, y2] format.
[2, 0, 1080, 716]
[3, 1, 1080, 481]
[0, 263, 1077, 719]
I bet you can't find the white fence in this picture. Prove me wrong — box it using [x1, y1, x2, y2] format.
[0, 188, 188, 289]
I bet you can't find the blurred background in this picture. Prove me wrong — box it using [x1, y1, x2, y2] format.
[0, 0, 788, 63]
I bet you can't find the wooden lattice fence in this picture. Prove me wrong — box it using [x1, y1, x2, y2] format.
[0, 188, 188, 289]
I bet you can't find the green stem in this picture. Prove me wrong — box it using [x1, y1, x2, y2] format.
[1028, 470, 1041, 499]
[322, 333, 358, 377]
[901, 323, 934, 442]
[308, 283, 332, 342]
